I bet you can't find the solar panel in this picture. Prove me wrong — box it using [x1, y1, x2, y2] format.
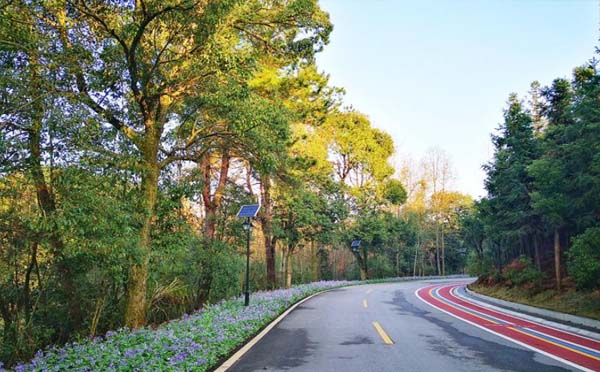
[237, 204, 261, 218]
[351, 240, 361, 248]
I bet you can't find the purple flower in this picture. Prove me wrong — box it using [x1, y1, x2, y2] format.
[16, 280, 352, 371]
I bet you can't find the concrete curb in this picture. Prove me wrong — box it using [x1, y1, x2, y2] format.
[463, 286, 600, 340]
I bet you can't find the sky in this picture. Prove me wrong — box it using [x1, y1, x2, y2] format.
[316, 0, 599, 199]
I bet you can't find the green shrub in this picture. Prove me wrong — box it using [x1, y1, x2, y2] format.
[568, 227, 600, 290]
[368, 254, 395, 279]
[502, 256, 544, 287]
[466, 251, 494, 277]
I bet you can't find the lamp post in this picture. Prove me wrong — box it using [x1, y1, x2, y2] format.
[242, 218, 252, 306]
[351, 239, 366, 279]
[237, 204, 260, 307]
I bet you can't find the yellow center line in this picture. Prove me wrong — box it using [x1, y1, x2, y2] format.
[363, 299, 368, 308]
[372, 321, 394, 345]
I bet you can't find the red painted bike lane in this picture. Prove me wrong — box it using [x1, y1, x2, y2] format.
[416, 284, 600, 372]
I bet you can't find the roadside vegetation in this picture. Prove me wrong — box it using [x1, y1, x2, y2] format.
[470, 282, 600, 321]
[465, 58, 600, 316]
[3, 0, 595, 367]
[0, 1, 473, 367]
[7, 281, 353, 372]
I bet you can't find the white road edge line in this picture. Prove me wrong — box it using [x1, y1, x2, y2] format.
[215, 289, 334, 371]
[415, 285, 595, 372]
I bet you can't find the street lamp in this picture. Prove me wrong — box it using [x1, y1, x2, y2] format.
[351, 239, 367, 279]
[237, 204, 260, 306]
[242, 219, 252, 306]
[351, 239, 361, 252]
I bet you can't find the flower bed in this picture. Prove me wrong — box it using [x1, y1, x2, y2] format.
[9, 280, 353, 372]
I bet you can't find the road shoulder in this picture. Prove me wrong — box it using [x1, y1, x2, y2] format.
[463, 286, 600, 340]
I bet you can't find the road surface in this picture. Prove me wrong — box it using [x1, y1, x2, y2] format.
[227, 279, 600, 372]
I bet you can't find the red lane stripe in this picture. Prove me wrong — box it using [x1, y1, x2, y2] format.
[441, 285, 600, 360]
[442, 285, 600, 349]
[417, 285, 600, 371]
[440, 285, 600, 350]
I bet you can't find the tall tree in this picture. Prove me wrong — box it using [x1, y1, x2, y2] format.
[248, 62, 339, 288]
[18, 0, 332, 327]
[422, 147, 454, 275]
[482, 94, 540, 267]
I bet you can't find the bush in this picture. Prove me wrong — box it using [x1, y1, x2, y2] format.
[368, 254, 395, 279]
[466, 251, 494, 277]
[502, 256, 544, 287]
[568, 227, 600, 290]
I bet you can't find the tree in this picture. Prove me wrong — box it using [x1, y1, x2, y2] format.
[430, 191, 473, 275]
[482, 94, 540, 270]
[248, 62, 340, 288]
[13, 0, 332, 327]
[469, 59, 600, 292]
[383, 178, 408, 212]
[322, 110, 394, 194]
[422, 147, 454, 275]
[529, 65, 600, 290]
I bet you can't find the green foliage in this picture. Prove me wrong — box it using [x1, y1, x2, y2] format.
[466, 251, 494, 277]
[383, 179, 407, 205]
[483, 95, 540, 245]
[473, 59, 600, 295]
[368, 255, 395, 279]
[568, 227, 600, 290]
[502, 257, 544, 287]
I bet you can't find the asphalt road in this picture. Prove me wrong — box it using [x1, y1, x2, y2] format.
[227, 279, 595, 372]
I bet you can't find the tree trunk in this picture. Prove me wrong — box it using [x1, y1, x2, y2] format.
[201, 151, 230, 239]
[260, 177, 277, 288]
[441, 228, 445, 276]
[363, 247, 368, 279]
[284, 246, 294, 288]
[435, 226, 441, 275]
[124, 155, 159, 328]
[28, 119, 83, 331]
[0, 297, 12, 349]
[359, 266, 367, 281]
[533, 235, 541, 270]
[554, 229, 561, 291]
[413, 235, 420, 277]
[311, 240, 319, 281]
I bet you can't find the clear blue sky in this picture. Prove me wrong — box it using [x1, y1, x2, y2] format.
[316, 0, 599, 198]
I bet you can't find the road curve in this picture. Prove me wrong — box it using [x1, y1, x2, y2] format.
[227, 279, 595, 371]
[417, 283, 600, 372]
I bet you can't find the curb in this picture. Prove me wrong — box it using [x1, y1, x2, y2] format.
[463, 286, 600, 340]
[214, 289, 333, 371]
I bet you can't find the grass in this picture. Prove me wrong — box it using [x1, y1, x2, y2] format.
[469, 284, 600, 321]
